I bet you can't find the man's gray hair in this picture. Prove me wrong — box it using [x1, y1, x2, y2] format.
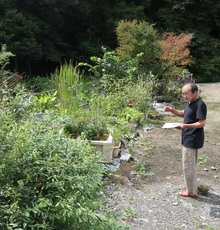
[190, 83, 198, 93]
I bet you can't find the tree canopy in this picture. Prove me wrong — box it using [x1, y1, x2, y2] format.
[0, 0, 219, 82]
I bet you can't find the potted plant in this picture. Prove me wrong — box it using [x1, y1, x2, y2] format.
[63, 117, 114, 162]
[63, 119, 109, 140]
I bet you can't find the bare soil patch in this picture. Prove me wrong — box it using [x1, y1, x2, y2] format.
[106, 83, 220, 230]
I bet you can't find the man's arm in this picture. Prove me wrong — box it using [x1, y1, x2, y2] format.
[163, 106, 184, 118]
[180, 118, 206, 129]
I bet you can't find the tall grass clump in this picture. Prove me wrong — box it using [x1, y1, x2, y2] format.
[52, 61, 82, 110]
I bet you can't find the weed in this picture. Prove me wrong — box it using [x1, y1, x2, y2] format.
[124, 208, 137, 219]
[134, 163, 147, 177]
[129, 197, 137, 204]
[197, 184, 210, 196]
[195, 221, 214, 230]
[198, 155, 209, 166]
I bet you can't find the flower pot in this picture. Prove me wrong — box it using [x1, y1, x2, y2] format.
[112, 146, 120, 158]
[90, 135, 114, 162]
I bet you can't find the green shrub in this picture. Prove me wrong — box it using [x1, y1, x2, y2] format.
[31, 91, 58, 112]
[119, 107, 143, 123]
[115, 20, 161, 74]
[25, 75, 55, 92]
[0, 44, 15, 70]
[0, 114, 126, 229]
[0, 85, 33, 120]
[82, 47, 150, 93]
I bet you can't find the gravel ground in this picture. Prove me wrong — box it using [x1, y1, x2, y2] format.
[105, 177, 220, 230]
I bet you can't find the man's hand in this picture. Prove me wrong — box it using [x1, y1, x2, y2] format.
[163, 106, 173, 113]
[163, 106, 184, 118]
[176, 123, 184, 129]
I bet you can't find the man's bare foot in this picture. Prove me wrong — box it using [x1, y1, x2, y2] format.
[178, 190, 197, 198]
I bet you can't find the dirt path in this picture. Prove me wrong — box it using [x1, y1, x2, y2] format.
[106, 83, 220, 230]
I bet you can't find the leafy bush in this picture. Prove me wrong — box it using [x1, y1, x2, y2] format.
[0, 112, 126, 229]
[119, 107, 143, 123]
[115, 20, 161, 73]
[82, 47, 143, 93]
[31, 91, 58, 112]
[0, 85, 33, 120]
[159, 32, 193, 79]
[25, 75, 55, 92]
[0, 44, 14, 70]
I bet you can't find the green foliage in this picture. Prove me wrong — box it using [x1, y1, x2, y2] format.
[0, 107, 126, 229]
[63, 117, 109, 141]
[0, 44, 15, 80]
[192, 57, 220, 83]
[66, 52, 156, 142]
[134, 163, 147, 178]
[26, 76, 55, 93]
[61, 102, 132, 144]
[119, 107, 143, 123]
[198, 155, 209, 166]
[0, 44, 15, 70]
[52, 61, 82, 110]
[0, 9, 43, 59]
[31, 91, 58, 112]
[83, 47, 145, 93]
[0, 37, 159, 229]
[115, 20, 161, 73]
[124, 208, 137, 219]
[121, 75, 155, 120]
[82, 48, 155, 118]
[89, 92, 128, 117]
[197, 184, 210, 196]
[89, 47, 133, 79]
[0, 85, 33, 120]
[107, 117, 131, 145]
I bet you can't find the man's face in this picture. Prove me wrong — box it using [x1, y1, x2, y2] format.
[182, 85, 197, 103]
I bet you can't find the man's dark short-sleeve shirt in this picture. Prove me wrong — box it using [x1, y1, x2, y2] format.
[182, 97, 207, 149]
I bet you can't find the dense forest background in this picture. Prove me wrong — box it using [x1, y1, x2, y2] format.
[0, 0, 219, 82]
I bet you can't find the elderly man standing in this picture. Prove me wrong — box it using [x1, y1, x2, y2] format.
[164, 83, 207, 197]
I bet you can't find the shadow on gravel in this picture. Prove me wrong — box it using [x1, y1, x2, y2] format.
[196, 192, 220, 205]
[210, 206, 220, 218]
[196, 193, 220, 218]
